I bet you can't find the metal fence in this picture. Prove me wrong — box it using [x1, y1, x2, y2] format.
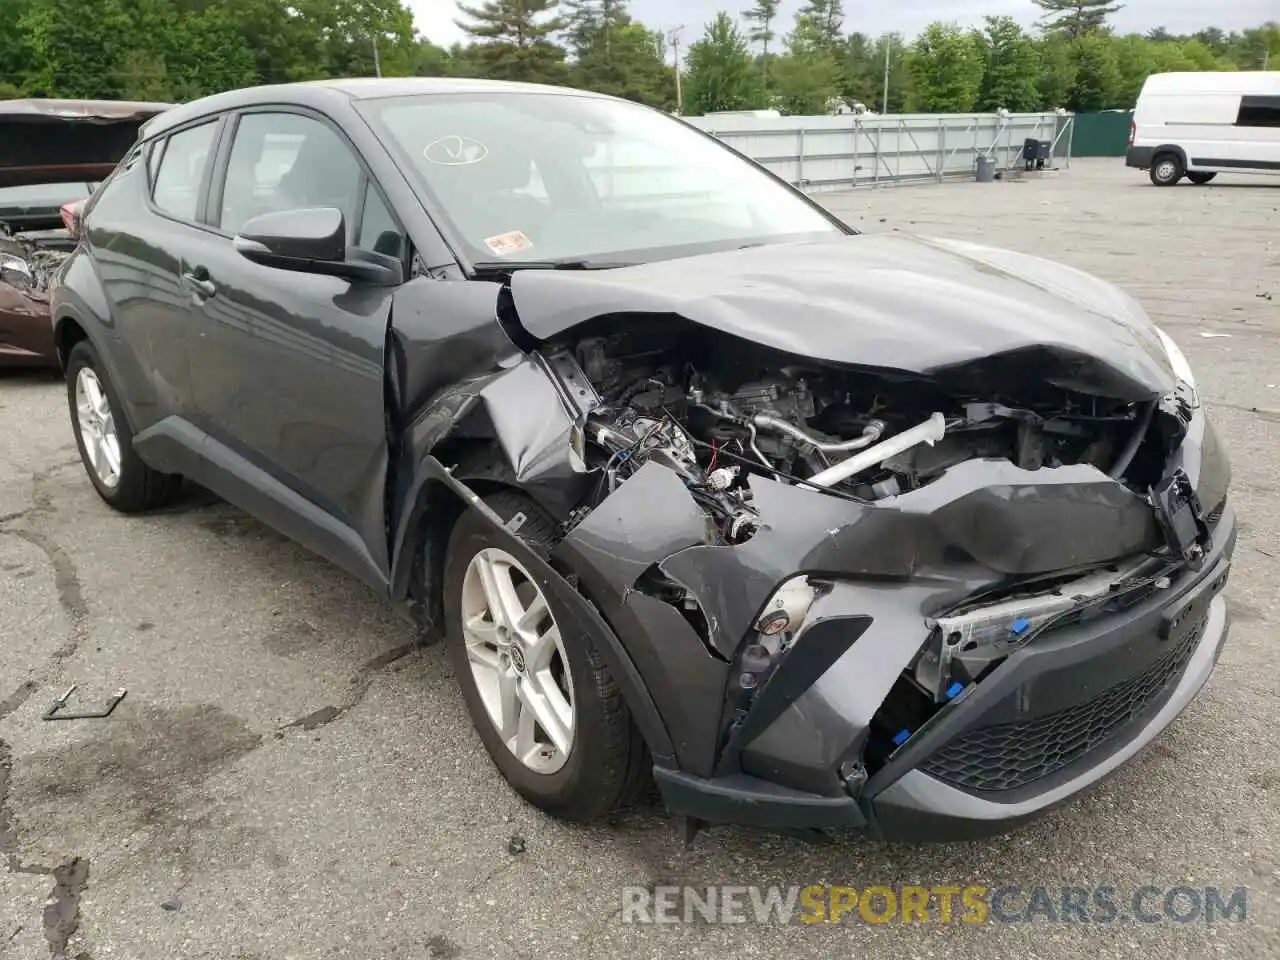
[683, 111, 1077, 192]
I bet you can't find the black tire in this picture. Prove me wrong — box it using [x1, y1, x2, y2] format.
[1187, 172, 1217, 185]
[442, 490, 648, 821]
[65, 340, 183, 512]
[1149, 153, 1184, 186]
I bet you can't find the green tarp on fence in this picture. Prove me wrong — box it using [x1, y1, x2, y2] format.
[1072, 110, 1134, 157]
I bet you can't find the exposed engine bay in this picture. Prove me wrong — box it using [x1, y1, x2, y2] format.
[0, 223, 74, 294]
[557, 321, 1191, 545]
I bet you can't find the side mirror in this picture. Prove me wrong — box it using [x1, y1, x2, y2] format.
[233, 207, 403, 285]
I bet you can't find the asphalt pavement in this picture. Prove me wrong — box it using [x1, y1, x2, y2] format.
[1, 159, 1277, 959]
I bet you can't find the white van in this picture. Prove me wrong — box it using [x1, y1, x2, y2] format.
[1126, 71, 1280, 186]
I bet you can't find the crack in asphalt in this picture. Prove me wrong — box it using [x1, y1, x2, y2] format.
[0, 465, 95, 958]
[0, 682, 38, 722]
[3, 527, 89, 630]
[42, 857, 89, 960]
[280, 642, 419, 732]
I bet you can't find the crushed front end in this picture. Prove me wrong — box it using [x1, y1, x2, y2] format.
[462, 312, 1231, 841]
[406, 275, 1233, 839]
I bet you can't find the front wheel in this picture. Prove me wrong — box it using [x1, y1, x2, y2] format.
[442, 491, 648, 820]
[66, 341, 182, 512]
[1187, 172, 1217, 185]
[1149, 154, 1184, 186]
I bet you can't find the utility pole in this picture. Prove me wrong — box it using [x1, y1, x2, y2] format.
[667, 26, 684, 114]
[372, 34, 383, 77]
[881, 35, 891, 114]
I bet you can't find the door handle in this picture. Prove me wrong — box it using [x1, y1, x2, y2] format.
[182, 271, 217, 299]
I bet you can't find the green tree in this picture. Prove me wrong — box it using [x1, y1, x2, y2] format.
[1034, 0, 1122, 40]
[839, 32, 878, 106]
[561, 0, 626, 59]
[871, 33, 911, 112]
[409, 39, 453, 76]
[742, 0, 780, 87]
[1067, 33, 1120, 110]
[455, 0, 569, 83]
[771, 51, 841, 114]
[778, 0, 844, 111]
[1035, 35, 1076, 108]
[1224, 23, 1278, 70]
[0, 0, 35, 94]
[572, 15, 673, 107]
[977, 16, 1040, 111]
[790, 0, 843, 54]
[682, 12, 760, 114]
[1111, 34, 1158, 105]
[20, 0, 135, 98]
[907, 22, 985, 112]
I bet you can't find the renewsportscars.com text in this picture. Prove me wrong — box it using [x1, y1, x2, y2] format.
[620, 884, 1249, 925]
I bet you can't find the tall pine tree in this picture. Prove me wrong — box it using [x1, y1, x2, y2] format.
[455, 0, 568, 83]
[741, 0, 780, 87]
[563, 0, 671, 108]
[1033, 0, 1123, 40]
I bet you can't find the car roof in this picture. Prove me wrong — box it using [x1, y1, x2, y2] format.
[142, 77, 615, 140]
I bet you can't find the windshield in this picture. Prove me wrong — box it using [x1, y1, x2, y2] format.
[358, 92, 843, 266]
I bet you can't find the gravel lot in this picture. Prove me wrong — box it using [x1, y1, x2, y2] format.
[1, 159, 1277, 960]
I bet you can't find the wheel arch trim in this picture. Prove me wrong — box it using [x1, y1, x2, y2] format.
[392, 456, 677, 763]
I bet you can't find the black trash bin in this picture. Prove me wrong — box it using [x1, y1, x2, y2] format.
[1023, 138, 1052, 171]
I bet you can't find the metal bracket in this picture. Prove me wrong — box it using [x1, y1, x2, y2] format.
[41, 684, 127, 721]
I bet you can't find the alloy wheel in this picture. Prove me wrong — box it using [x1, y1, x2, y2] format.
[75, 367, 121, 490]
[460, 547, 576, 774]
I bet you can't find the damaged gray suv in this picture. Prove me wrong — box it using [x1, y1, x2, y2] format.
[52, 78, 1234, 841]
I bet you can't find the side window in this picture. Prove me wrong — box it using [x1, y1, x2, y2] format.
[356, 181, 402, 257]
[218, 112, 363, 238]
[151, 121, 218, 221]
[1236, 96, 1280, 128]
[146, 140, 164, 187]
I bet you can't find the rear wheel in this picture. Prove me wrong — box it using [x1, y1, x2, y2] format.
[442, 491, 648, 820]
[1187, 172, 1217, 185]
[66, 341, 182, 512]
[1149, 154, 1184, 186]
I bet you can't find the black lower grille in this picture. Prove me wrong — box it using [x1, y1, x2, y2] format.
[921, 614, 1208, 793]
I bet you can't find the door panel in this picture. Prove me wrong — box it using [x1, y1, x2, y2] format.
[86, 119, 222, 430]
[188, 110, 402, 575]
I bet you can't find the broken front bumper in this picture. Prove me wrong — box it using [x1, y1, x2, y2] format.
[653, 503, 1235, 840]
[418, 379, 1233, 840]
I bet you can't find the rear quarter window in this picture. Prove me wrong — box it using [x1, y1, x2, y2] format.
[151, 120, 219, 222]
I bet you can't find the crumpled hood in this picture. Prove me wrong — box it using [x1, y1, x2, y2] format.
[508, 233, 1176, 401]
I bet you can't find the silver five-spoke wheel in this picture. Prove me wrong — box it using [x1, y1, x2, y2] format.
[460, 547, 575, 774]
[75, 367, 121, 489]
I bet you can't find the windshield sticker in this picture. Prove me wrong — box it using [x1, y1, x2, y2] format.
[483, 231, 534, 256]
[422, 135, 489, 166]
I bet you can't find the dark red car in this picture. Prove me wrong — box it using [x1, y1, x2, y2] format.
[1, 98, 170, 368]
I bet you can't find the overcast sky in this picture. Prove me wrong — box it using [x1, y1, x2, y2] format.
[406, 0, 1275, 55]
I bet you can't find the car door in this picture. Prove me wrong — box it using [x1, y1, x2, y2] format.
[86, 117, 223, 428]
[181, 108, 406, 580]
